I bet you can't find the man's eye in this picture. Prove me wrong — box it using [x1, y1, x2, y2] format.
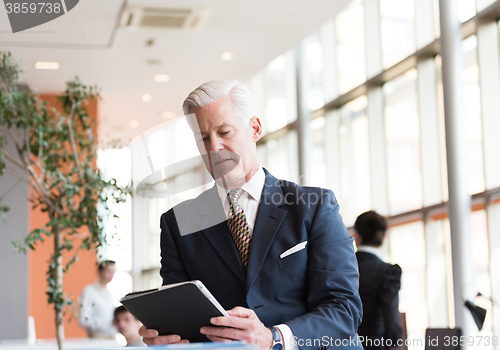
[221, 131, 230, 136]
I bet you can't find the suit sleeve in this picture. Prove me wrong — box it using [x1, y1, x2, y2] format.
[285, 189, 363, 350]
[380, 264, 403, 346]
[159, 211, 190, 285]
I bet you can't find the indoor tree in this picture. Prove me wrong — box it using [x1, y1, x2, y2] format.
[0, 51, 130, 350]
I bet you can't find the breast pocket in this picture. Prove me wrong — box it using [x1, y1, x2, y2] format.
[277, 248, 308, 270]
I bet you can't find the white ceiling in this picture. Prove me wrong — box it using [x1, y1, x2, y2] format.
[0, 0, 351, 144]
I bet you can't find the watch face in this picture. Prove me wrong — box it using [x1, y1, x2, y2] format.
[272, 344, 283, 350]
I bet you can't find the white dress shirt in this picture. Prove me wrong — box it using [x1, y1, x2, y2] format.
[215, 167, 298, 350]
[79, 282, 117, 338]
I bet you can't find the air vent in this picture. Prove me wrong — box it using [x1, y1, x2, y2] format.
[120, 7, 210, 31]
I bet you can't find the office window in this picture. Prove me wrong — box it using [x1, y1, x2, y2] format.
[262, 131, 299, 183]
[380, 0, 416, 68]
[384, 70, 423, 215]
[97, 148, 133, 302]
[307, 33, 325, 110]
[433, 0, 477, 25]
[336, 0, 366, 94]
[247, 72, 266, 129]
[310, 116, 328, 188]
[458, 0, 476, 22]
[435, 55, 449, 203]
[339, 96, 371, 226]
[470, 209, 494, 342]
[142, 269, 162, 290]
[486, 199, 500, 337]
[462, 35, 485, 194]
[264, 52, 296, 134]
[265, 56, 289, 133]
[425, 216, 452, 328]
[389, 221, 428, 348]
[476, 0, 497, 12]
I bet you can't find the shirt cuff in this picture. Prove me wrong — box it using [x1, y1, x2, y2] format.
[275, 324, 299, 350]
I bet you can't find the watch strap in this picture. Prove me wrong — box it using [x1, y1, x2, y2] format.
[271, 327, 281, 342]
[271, 327, 283, 350]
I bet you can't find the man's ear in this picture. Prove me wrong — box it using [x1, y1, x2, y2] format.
[249, 116, 262, 142]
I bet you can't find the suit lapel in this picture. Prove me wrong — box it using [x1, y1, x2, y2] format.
[196, 185, 246, 286]
[246, 171, 287, 293]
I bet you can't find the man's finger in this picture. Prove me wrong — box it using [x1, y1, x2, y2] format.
[142, 334, 182, 346]
[138, 325, 159, 338]
[227, 307, 255, 318]
[201, 325, 248, 340]
[210, 315, 254, 330]
[206, 334, 233, 343]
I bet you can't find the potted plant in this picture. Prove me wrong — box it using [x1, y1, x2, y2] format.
[0, 51, 130, 350]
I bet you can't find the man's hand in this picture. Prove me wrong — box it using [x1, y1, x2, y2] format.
[200, 307, 273, 349]
[138, 325, 190, 346]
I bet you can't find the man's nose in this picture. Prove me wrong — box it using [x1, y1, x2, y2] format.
[207, 137, 224, 153]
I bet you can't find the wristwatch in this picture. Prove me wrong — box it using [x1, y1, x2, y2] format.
[271, 327, 283, 350]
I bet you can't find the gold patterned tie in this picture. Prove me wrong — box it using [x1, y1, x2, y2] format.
[227, 188, 251, 270]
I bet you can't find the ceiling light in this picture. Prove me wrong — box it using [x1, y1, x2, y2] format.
[145, 58, 162, 65]
[142, 94, 152, 102]
[34, 61, 60, 70]
[221, 52, 234, 61]
[161, 111, 177, 120]
[130, 120, 140, 128]
[154, 74, 171, 83]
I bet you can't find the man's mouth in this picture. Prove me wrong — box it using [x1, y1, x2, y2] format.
[214, 158, 231, 165]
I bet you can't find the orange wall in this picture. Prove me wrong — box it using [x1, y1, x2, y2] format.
[28, 95, 99, 340]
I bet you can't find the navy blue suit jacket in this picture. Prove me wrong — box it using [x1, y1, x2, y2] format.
[159, 170, 363, 350]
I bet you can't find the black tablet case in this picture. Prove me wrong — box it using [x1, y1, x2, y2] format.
[120, 283, 225, 342]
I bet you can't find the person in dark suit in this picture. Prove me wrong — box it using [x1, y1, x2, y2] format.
[353, 211, 403, 350]
[139, 79, 363, 350]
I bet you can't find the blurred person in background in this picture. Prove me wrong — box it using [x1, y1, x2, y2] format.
[113, 306, 145, 347]
[353, 211, 403, 350]
[79, 260, 117, 339]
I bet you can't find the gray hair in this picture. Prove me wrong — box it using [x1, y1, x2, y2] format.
[182, 79, 254, 126]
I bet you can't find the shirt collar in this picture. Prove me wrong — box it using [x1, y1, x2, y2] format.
[356, 245, 385, 261]
[215, 166, 265, 203]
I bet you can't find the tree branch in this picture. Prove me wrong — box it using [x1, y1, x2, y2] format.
[5, 165, 32, 184]
[24, 128, 34, 164]
[7, 127, 30, 167]
[66, 105, 81, 170]
[6, 127, 22, 153]
[31, 161, 57, 189]
[1, 148, 25, 169]
[24, 164, 64, 217]
[37, 128, 43, 162]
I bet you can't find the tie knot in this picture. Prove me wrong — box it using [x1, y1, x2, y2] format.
[228, 188, 244, 204]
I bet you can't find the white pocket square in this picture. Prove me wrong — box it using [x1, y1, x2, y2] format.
[280, 241, 308, 259]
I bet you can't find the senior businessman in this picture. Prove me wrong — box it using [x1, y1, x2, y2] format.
[139, 79, 363, 350]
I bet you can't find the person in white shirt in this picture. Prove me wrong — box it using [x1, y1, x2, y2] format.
[79, 260, 117, 339]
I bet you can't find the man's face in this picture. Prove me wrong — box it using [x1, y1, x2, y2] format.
[191, 95, 262, 189]
[114, 312, 142, 339]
